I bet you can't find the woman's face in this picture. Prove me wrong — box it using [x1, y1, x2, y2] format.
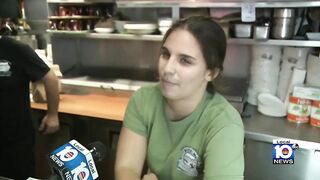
[158, 29, 212, 100]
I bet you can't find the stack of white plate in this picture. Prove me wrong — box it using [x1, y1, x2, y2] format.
[124, 23, 158, 35]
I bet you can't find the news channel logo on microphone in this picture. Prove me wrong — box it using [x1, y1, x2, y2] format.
[272, 139, 299, 164]
[48, 139, 99, 180]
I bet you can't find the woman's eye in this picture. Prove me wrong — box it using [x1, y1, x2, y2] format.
[180, 57, 192, 65]
[161, 51, 170, 59]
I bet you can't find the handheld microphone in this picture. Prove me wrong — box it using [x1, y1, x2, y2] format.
[46, 139, 106, 180]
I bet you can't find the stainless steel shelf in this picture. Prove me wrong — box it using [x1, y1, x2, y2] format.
[47, 30, 320, 46]
[47, 0, 114, 3]
[47, 30, 164, 41]
[228, 38, 320, 47]
[116, 0, 320, 8]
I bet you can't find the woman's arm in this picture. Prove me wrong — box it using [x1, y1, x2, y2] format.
[115, 126, 147, 180]
[204, 125, 244, 180]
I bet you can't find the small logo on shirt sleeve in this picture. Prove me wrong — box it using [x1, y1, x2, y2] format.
[0, 60, 12, 77]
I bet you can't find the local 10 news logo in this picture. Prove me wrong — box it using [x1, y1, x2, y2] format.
[272, 139, 299, 164]
[50, 139, 98, 180]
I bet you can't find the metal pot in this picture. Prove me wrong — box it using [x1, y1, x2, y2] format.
[272, 17, 295, 39]
[273, 8, 296, 18]
[272, 8, 296, 39]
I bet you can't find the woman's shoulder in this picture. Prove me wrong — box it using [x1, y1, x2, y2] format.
[129, 83, 162, 107]
[204, 92, 243, 128]
[133, 83, 160, 98]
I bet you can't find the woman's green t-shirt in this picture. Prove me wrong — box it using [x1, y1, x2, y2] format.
[124, 84, 244, 180]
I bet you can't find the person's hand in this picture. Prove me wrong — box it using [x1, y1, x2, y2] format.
[38, 114, 60, 134]
[142, 173, 158, 180]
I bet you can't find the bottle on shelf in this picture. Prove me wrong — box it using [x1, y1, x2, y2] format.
[17, 0, 31, 33]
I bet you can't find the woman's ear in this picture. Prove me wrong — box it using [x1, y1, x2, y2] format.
[212, 68, 220, 79]
[206, 68, 220, 81]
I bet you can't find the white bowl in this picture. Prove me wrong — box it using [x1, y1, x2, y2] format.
[257, 93, 286, 117]
[94, 28, 114, 33]
[124, 23, 158, 35]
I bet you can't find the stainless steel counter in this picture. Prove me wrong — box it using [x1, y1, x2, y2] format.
[243, 104, 320, 149]
[243, 105, 320, 180]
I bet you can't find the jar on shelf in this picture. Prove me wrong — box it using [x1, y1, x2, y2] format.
[69, 19, 81, 31]
[310, 100, 320, 127]
[287, 96, 312, 123]
[58, 5, 68, 16]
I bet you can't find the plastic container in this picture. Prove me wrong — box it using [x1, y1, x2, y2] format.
[254, 26, 270, 40]
[235, 23, 252, 38]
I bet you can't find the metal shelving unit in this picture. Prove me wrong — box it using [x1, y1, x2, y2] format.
[46, 0, 320, 48]
[47, 30, 320, 47]
[228, 38, 320, 47]
[47, 0, 114, 3]
[116, 0, 320, 8]
[47, 30, 164, 41]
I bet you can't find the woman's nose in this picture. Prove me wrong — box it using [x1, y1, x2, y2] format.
[163, 58, 176, 74]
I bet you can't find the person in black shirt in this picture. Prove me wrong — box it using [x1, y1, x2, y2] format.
[0, 18, 60, 179]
